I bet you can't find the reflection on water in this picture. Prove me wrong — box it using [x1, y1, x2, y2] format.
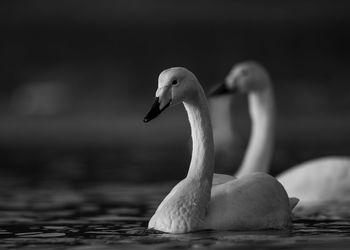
[0, 180, 350, 249]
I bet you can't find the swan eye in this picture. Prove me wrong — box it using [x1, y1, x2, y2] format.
[172, 80, 178, 86]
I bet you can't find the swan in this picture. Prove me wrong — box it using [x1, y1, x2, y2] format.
[277, 157, 350, 203]
[209, 61, 350, 205]
[143, 67, 296, 233]
[209, 61, 275, 179]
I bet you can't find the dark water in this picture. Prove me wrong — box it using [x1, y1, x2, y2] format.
[1, 180, 350, 250]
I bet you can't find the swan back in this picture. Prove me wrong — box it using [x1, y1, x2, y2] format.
[205, 173, 292, 230]
[277, 156, 350, 203]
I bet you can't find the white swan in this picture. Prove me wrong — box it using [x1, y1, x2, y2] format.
[143, 67, 295, 233]
[277, 157, 350, 203]
[209, 61, 350, 205]
[210, 61, 275, 179]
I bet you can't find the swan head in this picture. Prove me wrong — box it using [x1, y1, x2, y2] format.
[143, 67, 199, 122]
[209, 61, 271, 97]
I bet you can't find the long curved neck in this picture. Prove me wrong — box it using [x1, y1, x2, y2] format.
[236, 87, 275, 178]
[184, 88, 215, 183]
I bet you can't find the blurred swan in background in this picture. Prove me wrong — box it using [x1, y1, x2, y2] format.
[143, 67, 296, 233]
[209, 61, 350, 205]
[277, 157, 350, 204]
[209, 88, 243, 174]
[209, 61, 275, 179]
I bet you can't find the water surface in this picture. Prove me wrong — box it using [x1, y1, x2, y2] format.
[0, 180, 350, 249]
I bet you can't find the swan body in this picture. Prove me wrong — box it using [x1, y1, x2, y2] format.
[277, 156, 350, 203]
[207, 172, 292, 230]
[212, 173, 235, 185]
[210, 61, 350, 205]
[144, 67, 295, 233]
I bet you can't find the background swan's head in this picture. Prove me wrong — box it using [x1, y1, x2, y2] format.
[144, 67, 200, 122]
[209, 61, 271, 97]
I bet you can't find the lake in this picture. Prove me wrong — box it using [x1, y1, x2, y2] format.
[0, 180, 350, 249]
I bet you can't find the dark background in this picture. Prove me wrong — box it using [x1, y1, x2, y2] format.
[0, 0, 349, 183]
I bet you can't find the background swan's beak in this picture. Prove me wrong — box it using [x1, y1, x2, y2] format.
[143, 97, 171, 123]
[208, 81, 229, 97]
[208, 81, 238, 97]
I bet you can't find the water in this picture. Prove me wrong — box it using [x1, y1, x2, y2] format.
[1, 180, 350, 250]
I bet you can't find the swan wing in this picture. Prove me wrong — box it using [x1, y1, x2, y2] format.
[205, 173, 291, 230]
[212, 173, 235, 186]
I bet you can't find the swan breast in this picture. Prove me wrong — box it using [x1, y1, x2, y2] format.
[148, 178, 211, 233]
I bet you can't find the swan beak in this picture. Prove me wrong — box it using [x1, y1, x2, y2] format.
[208, 81, 229, 97]
[143, 97, 171, 123]
[208, 81, 238, 97]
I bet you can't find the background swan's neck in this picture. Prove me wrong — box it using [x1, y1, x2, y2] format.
[184, 89, 215, 182]
[236, 87, 275, 178]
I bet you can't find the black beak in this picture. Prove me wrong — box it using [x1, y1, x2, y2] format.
[143, 97, 171, 123]
[208, 81, 238, 97]
[208, 81, 229, 97]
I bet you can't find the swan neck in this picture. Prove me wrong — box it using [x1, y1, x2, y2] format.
[184, 90, 215, 182]
[236, 87, 275, 177]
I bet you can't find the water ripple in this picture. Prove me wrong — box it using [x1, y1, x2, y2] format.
[1, 182, 350, 249]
